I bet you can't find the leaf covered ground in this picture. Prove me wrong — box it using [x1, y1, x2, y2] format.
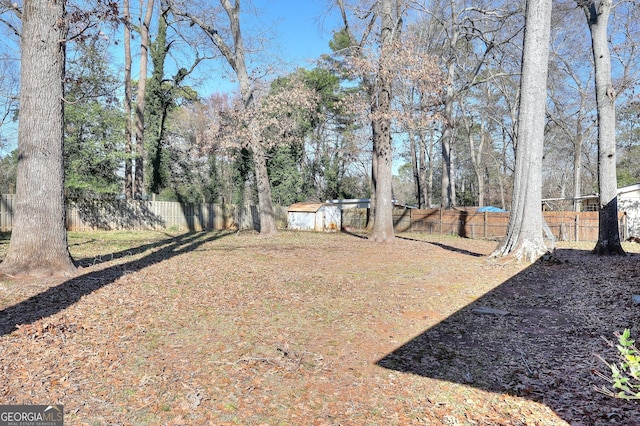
[1, 230, 640, 425]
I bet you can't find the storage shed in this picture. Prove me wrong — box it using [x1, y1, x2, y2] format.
[578, 183, 640, 238]
[618, 183, 640, 237]
[287, 202, 341, 232]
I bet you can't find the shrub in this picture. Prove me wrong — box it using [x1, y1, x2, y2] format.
[595, 329, 640, 400]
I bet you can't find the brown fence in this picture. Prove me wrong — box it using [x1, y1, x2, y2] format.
[0, 194, 287, 232]
[0, 193, 627, 242]
[342, 207, 628, 242]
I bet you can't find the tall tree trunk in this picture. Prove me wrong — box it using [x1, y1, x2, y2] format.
[492, 0, 552, 262]
[366, 135, 377, 231]
[497, 129, 509, 210]
[134, 0, 155, 199]
[147, 5, 169, 196]
[426, 128, 435, 208]
[252, 140, 277, 235]
[409, 131, 422, 208]
[370, 0, 397, 242]
[228, 0, 277, 235]
[440, 2, 459, 210]
[418, 132, 429, 208]
[441, 127, 456, 209]
[0, 0, 76, 277]
[579, 0, 625, 255]
[123, 0, 133, 199]
[573, 131, 583, 212]
[465, 108, 486, 207]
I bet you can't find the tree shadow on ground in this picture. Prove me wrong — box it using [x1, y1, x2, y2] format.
[341, 228, 368, 239]
[396, 235, 485, 257]
[0, 231, 232, 337]
[377, 248, 640, 425]
[73, 231, 183, 267]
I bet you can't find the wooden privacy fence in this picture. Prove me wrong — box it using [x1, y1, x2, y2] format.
[342, 208, 628, 242]
[0, 194, 287, 232]
[0, 194, 627, 241]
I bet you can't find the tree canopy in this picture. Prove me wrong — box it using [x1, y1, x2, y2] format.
[0, 0, 638, 257]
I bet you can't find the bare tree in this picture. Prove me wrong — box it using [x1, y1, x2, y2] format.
[413, 0, 522, 209]
[394, 27, 444, 209]
[492, 0, 552, 261]
[544, 4, 596, 212]
[169, 0, 292, 235]
[0, 0, 77, 277]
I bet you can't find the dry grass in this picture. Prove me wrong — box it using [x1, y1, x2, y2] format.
[1, 230, 639, 425]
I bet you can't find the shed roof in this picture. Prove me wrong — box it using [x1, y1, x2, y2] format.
[618, 183, 640, 196]
[287, 202, 326, 213]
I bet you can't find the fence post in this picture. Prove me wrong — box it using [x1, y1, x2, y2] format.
[575, 214, 579, 242]
[439, 208, 443, 234]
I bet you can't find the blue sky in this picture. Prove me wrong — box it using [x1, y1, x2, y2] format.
[266, 0, 336, 64]
[0, 1, 341, 154]
[199, 0, 339, 94]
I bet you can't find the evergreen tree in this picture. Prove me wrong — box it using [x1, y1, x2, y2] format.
[64, 39, 124, 199]
[268, 144, 305, 205]
[0, 149, 17, 193]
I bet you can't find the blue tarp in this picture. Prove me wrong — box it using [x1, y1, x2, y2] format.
[477, 206, 507, 212]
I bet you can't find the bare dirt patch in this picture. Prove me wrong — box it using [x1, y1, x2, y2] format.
[1, 231, 639, 425]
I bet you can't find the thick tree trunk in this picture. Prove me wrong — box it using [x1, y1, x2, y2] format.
[492, 0, 552, 262]
[370, 114, 394, 241]
[580, 0, 625, 255]
[251, 135, 278, 235]
[370, 0, 396, 242]
[0, 0, 76, 277]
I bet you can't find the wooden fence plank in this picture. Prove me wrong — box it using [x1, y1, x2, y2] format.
[0, 195, 627, 242]
[339, 207, 625, 242]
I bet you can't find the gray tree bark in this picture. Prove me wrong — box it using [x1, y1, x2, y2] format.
[0, 0, 76, 277]
[492, 0, 553, 262]
[578, 0, 625, 255]
[133, 0, 155, 199]
[123, 0, 133, 199]
[370, 0, 398, 242]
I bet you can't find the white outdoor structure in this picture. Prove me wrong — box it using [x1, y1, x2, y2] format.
[618, 183, 640, 238]
[287, 202, 341, 232]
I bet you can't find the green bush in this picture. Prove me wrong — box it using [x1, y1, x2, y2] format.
[595, 329, 640, 399]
